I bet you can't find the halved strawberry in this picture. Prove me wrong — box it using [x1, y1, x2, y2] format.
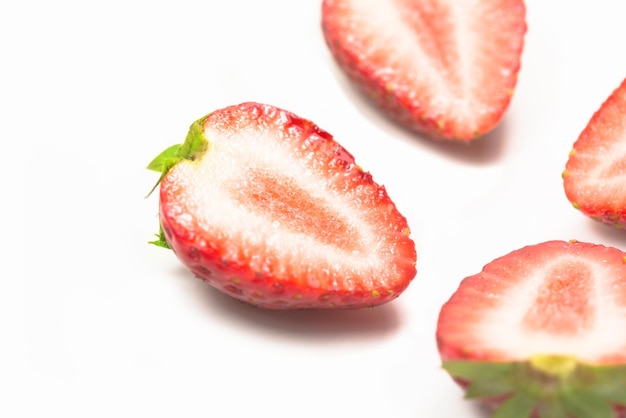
[321, 0, 527, 141]
[147, 102, 417, 310]
[563, 78, 626, 229]
[436, 240, 626, 417]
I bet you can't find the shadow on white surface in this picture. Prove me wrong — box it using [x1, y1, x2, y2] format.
[327, 61, 511, 166]
[180, 268, 403, 342]
[588, 220, 626, 249]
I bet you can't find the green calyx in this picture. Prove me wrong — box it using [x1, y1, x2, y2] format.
[148, 224, 170, 249]
[145, 116, 209, 248]
[443, 355, 626, 418]
[146, 115, 209, 198]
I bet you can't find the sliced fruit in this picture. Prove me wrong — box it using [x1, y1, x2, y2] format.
[563, 77, 626, 229]
[436, 240, 626, 417]
[147, 102, 417, 309]
[321, 0, 527, 140]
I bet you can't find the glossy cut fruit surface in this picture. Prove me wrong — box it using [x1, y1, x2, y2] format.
[148, 102, 417, 309]
[564, 77, 626, 229]
[321, 0, 527, 141]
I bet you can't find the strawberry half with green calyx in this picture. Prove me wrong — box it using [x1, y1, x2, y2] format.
[321, 0, 527, 141]
[147, 102, 417, 310]
[436, 240, 626, 418]
[563, 78, 626, 229]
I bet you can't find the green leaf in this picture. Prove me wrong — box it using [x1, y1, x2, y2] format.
[562, 389, 613, 418]
[146, 144, 182, 172]
[145, 115, 210, 248]
[443, 361, 518, 400]
[444, 358, 626, 418]
[443, 360, 517, 399]
[145, 116, 209, 199]
[465, 378, 516, 399]
[492, 393, 535, 418]
[443, 361, 515, 381]
[145, 144, 184, 198]
[148, 227, 170, 249]
[178, 116, 209, 160]
[589, 364, 626, 405]
[534, 401, 570, 418]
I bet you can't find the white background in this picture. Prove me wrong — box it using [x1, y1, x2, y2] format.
[6, 0, 626, 416]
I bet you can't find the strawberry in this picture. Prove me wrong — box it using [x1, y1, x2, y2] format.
[147, 102, 417, 310]
[563, 77, 626, 229]
[321, 0, 527, 141]
[436, 240, 626, 418]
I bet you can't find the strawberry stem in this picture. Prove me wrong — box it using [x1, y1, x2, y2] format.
[529, 355, 577, 380]
[177, 115, 209, 162]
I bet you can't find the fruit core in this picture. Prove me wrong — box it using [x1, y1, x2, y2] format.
[230, 167, 361, 251]
[522, 261, 594, 336]
[600, 155, 626, 180]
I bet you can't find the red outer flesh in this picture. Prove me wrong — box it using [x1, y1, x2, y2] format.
[158, 103, 417, 309]
[321, 0, 527, 141]
[563, 77, 626, 228]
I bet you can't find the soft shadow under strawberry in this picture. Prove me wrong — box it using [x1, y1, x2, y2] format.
[191, 274, 403, 343]
[588, 220, 626, 249]
[414, 119, 510, 165]
[329, 63, 509, 166]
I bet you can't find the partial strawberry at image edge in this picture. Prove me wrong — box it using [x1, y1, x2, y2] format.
[436, 240, 626, 418]
[563, 77, 626, 229]
[321, 0, 527, 141]
[147, 102, 417, 310]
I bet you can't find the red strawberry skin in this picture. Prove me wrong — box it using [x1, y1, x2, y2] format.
[155, 102, 417, 310]
[321, 0, 527, 141]
[563, 78, 626, 228]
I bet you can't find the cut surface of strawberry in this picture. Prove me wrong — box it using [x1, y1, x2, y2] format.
[321, 0, 527, 141]
[436, 240, 626, 417]
[147, 102, 417, 310]
[563, 77, 626, 229]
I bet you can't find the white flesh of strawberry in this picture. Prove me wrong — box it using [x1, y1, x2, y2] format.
[581, 138, 626, 190]
[335, 0, 478, 126]
[166, 125, 391, 291]
[473, 254, 626, 362]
